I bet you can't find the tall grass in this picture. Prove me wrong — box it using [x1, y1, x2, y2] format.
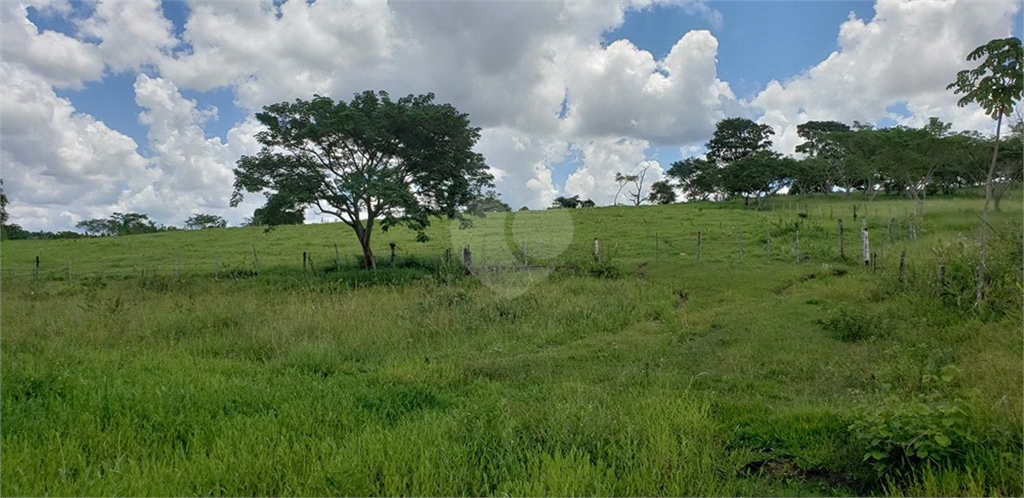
[2, 191, 1021, 496]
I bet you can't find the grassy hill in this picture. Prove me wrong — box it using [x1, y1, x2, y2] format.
[2, 192, 1021, 496]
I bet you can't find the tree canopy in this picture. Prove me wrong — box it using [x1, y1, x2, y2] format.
[947, 37, 1023, 211]
[231, 91, 494, 269]
[184, 213, 228, 230]
[705, 117, 774, 167]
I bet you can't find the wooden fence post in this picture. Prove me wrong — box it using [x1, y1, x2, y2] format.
[176, 254, 181, 280]
[976, 229, 986, 305]
[696, 231, 702, 263]
[795, 228, 800, 264]
[655, 233, 659, 262]
[738, 229, 743, 263]
[303, 251, 307, 272]
[463, 245, 473, 275]
[390, 243, 396, 264]
[35, 255, 39, 279]
[335, 244, 340, 268]
[899, 250, 907, 283]
[252, 244, 260, 276]
[887, 218, 894, 245]
[215, 253, 221, 280]
[838, 219, 844, 259]
[766, 230, 771, 263]
[444, 247, 451, 263]
[68, 260, 72, 281]
[861, 219, 870, 267]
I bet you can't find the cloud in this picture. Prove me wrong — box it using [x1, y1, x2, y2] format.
[120, 74, 268, 226]
[0, 2, 104, 89]
[0, 62, 152, 229]
[76, 0, 178, 72]
[558, 30, 735, 146]
[563, 138, 664, 206]
[474, 127, 567, 210]
[751, 0, 1021, 155]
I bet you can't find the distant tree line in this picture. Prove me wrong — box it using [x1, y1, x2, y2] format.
[663, 114, 1022, 214]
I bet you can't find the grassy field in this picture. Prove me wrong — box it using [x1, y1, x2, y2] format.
[2, 192, 1022, 496]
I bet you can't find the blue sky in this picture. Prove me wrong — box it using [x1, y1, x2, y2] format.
[2, 0, 1021, 231]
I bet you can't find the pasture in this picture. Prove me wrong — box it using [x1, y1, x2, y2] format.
[2, 192, 1021, 496]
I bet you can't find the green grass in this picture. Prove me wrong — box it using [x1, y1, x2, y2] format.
[2, 191, 1021, 496]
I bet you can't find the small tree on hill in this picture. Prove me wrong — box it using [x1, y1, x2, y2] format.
[231, 91, 494, 269]
[185, 213, 227, 229]
[646, 180, 677, 204]
[947, 37, 1023, 212]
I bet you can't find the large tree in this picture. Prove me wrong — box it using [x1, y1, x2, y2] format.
[231, 91, 494, 269]
[947, 37, 1023, 211]
[705, 117, 775, 167]
[666, 157, 719, 201]
[794, 120, 851, 194]
[718, 150, 796, 210]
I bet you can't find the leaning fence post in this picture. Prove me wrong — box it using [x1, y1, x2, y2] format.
[899, 250, 907, 283]
[696, 231, 702, 263]
[738, 229, 743, 263]
[463, 245, 473, 275]
[838, 219, 845, 260]
[976, 228, 986, 305]
[795, 228, 800, 264]
[861, 219, 870, 267]
[252, 244, 260, 276]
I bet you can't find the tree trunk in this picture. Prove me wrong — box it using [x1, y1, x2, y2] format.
[361, 239, 376, 269]
[353, 222, 376, 269]
[985, 112, 1003, 212]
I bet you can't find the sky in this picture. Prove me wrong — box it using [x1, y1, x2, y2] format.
[1, 0, 1021, 232]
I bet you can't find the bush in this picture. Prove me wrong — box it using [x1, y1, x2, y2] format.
[819, 307, 889, 342]
[848, 366, 976, 477]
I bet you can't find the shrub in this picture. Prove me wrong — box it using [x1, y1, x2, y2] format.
[849, 366, 976, 477]
[819, 307, 888, 342]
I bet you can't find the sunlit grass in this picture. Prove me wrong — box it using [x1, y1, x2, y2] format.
[2, 190, 1021, 496]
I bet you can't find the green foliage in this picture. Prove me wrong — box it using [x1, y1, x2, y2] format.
[231, 90, 494, 268]
[183, 213, 227, 230]
[2, 193, 1022, 497]
[646, 180, 677, 204]
[249, 194, 305, 228]
[947, 37, 1023, 120]
[463, 190, 511, 215]
[666, 156, 719, 201]
[75, 212, 164, 236]
[849, 368, 975, 477]
[705, 117, 775, 167]
[0, 177, 8, 226]
[819, 307, 889, 342]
